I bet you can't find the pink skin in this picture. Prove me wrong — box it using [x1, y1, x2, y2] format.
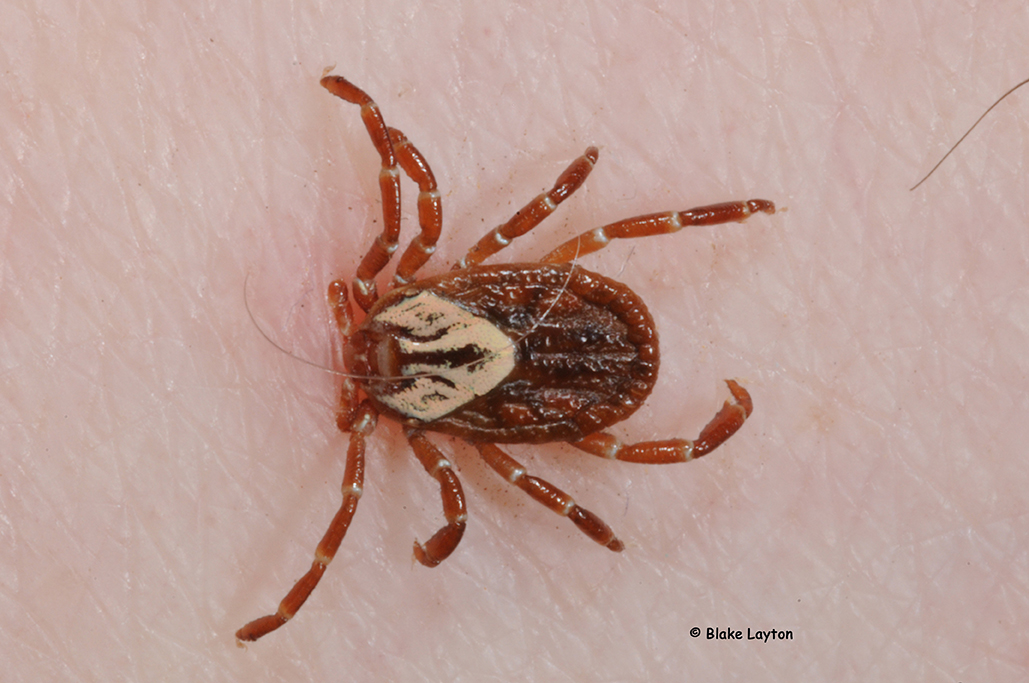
[4, 1, 1029, 680]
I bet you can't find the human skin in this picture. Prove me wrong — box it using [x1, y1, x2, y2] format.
[3, 0, 1029, 680]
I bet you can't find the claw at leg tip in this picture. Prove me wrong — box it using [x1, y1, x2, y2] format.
[724, 379, 754, 417]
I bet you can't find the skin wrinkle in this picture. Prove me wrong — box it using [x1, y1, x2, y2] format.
[4, 0, 1029, 680]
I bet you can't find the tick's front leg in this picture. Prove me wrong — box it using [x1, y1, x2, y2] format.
[235, 401, 378, 643]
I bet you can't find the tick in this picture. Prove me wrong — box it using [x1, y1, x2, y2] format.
[236, 75, 775, 642]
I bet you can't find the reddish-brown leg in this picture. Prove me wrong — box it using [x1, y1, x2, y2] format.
[321, 75, 402, 312]
[541, 199, 776, 264]
[572, 380, 753, 464]
[406, 430, 468, 567]
[235, 400, 378, 643]
[455, 147, 599, 269]
[387, 127, 443, 287]
[327, 278, 358, 429]
[475, 443, 625, 552]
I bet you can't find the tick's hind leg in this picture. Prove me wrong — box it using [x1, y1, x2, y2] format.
[475, 443, 625, 552]
[572, 380, 753, 464]
[541, 199, 775, 264]
[456, 147, 599, 269]
[235, 401, 378, 643]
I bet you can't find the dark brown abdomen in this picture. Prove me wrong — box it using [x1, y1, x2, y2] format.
[405, 263, 659, 443]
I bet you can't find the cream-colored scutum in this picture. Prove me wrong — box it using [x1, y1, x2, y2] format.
[374, 291, 515, 421]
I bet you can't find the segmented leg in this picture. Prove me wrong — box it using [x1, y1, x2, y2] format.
[406, 430, 468, 567]
[455, 147, 599, 269]
[572, 380, 753, 464]
[321, 75, 402, 312]
[387, 128, 443, 287]
[541, 199, 776, 264]
[327, 279, 358, 429]
[235, 400, 378, 643]
[475, 443, 625, 552]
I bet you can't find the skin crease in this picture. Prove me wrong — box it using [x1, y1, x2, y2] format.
[3, 0, 1029, 680]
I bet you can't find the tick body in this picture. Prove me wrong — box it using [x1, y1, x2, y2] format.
[347, 262, 657, 442]
[235, 75, 774, 643]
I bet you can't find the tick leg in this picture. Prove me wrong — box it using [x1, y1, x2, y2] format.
[321, 75, 402, 312]
[455, 147, 599, 269]
[475, 443, 624, 552]
[327, 280, 359, 429]
[540, 199, 775, 264]
[235, 401, 378, 643]
[406, 430, 468, 567]
[387, 128, 443, 288]
[572, 380, 753, 464]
